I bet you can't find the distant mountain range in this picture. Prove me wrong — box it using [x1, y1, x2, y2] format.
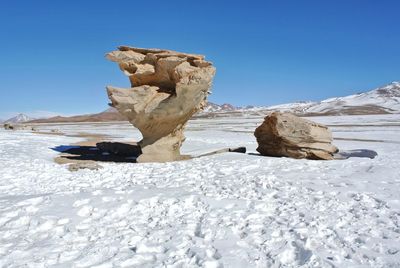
[4, 113, 35, 124]
[198, 81, 400, 117]
[28, 108, 127, 123]
[3, 81, 400, 124]
[235, 81, 400, 116]
[202, 103, 236, 113]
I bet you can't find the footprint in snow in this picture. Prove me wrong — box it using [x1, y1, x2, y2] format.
[77, 205, 93, 217]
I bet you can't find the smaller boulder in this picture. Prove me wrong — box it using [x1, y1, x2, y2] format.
[254, 112, 338, 160]
[3, 123, 14, 130]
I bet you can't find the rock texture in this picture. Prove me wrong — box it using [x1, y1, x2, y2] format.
[106, 46, 216, 162]
[254, 112, 338, 160]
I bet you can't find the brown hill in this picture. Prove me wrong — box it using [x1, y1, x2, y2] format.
[29, 107, 128, 123]
[28, 103, 235, 123]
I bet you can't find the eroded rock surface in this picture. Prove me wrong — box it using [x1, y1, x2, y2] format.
[254, 112, 338, 160]
[106, 46, 216, 162]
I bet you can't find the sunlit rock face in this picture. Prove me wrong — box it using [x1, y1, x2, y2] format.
[254, 112, 338, 160]
[106, 46, 216, 163]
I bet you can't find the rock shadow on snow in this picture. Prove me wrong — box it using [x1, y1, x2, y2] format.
[248, 149, 378, 160]
[334, 149, 378, 159]
[51, 142, 142, 163]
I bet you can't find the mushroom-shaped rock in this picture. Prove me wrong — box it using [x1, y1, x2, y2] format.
[254, 112, 338, 160]
[106, 46, 216, 163]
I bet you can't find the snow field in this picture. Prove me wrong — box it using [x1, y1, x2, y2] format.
[0, 115, 399, 267]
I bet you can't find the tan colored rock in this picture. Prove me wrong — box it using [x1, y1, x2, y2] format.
[254, 112, 338, 160]
[106, 46, 216, 162]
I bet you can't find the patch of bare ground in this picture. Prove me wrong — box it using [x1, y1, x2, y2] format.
[327, 124, 400, 127]
[334, 137, 400, 144]
[32, 131, 65, 136]
[304, 105, 391, 116]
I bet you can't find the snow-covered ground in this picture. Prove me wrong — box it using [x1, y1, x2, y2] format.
[0, 115, 399, 267]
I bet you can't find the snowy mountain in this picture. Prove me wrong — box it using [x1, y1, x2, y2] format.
[238, 101, 315, 114]
[302, 81, 400, 115]
[232, 81, 400, 116]
[4, 113, 35, 124]
[202, 102, 237, 113]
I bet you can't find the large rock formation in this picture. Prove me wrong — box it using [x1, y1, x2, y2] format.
[254, 112, 338, 160]
[106, 46, 216, 162]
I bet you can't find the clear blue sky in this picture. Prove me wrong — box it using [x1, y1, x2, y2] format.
[1, 0, 399, 118]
